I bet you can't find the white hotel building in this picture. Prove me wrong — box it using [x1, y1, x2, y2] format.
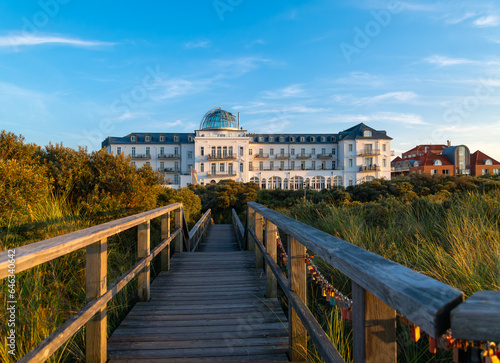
[102, 108, 393, 189]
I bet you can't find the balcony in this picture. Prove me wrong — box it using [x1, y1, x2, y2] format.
[248, 166, 344, 172]
[130, 154, 151, 159]
[457, 169, 471, 175]
[206, 172, 237, 177]
[295, 153, 311, 159]
[207, 154, 237, 161]
[359, 165, 381, 172]
[253, 153, 269, 159]
[358, 149, 381, 157]
[274, 153, 290, 159]
[316, 153, 333, 159]
[158, 168, 180, 173]
[158, 154, 180, 160]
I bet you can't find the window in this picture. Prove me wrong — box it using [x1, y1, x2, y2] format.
[132, 147, 136, 157]
[332, 148, 336, 155]
[146, 147, 150, 156]
[117, 147, 121, 155]
[482, 169, 489, 175]
[364, 130, 372, 137]
[240, 163, 243, 172]
[349, 179, 353, 186]
[249, 149, 253, 155]
[188, 135, 193, 142]
[321, 148, 326, 155]
[131, 135, 136, 142]
[348, 144, 353, 152]
[280, 136, 285, 142]
[301, 161, 305, 170]
[383, 159, 386, 167]
[228, 163, 233, 174]
[259, 161, 263, 171]
[301, 148, 305, 156]
[160, 147, 165, 156]
[175, 161, 179, 170]
[312, 148, 315, 155]
[280, 148, 285, 155]
[259, 136, 264, 142]
[291, 148, 295, 156]
[160, 135, 165, 142]
[211, 163, 216, 174]
[229, 146, 233, 157]
[270, 161, 274, 169]
[312, 161, 316, 169]
[200, 147, 204, 156]
[220, 163, 225, 172]
[382, 144, 386, 152]
[443, 169, 449, 175]
[145, 135, 151, 142]
[300, 136, 305, 142]
[493, 169, 500, 175]
[160, 162, 164, 170]
[200, 163, 204, 172]
[321, 136, 326, 142]
[146, 162, 150, 167]
[269, 136, 274, 142]
[280, 161, 284, 170]
[249, 161, 253, 170]
[270, 148, 274, 155]
[291, 161, 295, 169]
[174, 135, 179, 142]
[188, 151, 193, 159]
[174, 147, 179, 156]
[485, 159, 493, 165]
[332, 160, 336, 169]
[348, 159, 353, 167]
[239, 147, 244, 156]
[259, 148, 263, 156]
[433, 159, 442, 166]
[431, 169, 438, 175]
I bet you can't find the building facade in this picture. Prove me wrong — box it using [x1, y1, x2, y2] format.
[102, 108, 393, 189]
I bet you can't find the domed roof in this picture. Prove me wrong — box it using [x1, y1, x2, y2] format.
[200, 108, 238, 130]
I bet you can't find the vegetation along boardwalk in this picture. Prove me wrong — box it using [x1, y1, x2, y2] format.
[108, 224, 290, 362]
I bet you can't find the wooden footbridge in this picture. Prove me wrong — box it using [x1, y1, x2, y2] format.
[1, 202, 499, 363]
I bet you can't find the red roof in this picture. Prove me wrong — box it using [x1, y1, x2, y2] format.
[410, 152, 453, 166]
[470, 150, 500, 166]
[402, 144, 447, 158]
[392, 156, 402, 163]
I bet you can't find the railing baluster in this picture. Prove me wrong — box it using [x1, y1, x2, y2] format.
[265, 219, 277, 298]
[254, 212, 264, 269]
[288, 236, 307, 361]
[161, 212, 171, 271]
[137, 221, 150, 302]
[352, 282, 366, 363]
[247, 208, 255, 252]
[175, 207, 183, 253]
[86, 238, 107, 363]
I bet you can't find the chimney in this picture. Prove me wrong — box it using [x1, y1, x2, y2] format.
[447, 140, 451, 147]
[238, 112, 240, 129]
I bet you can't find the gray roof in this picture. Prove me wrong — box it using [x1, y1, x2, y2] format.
[338, 123, 392, 140]
[102, 133, 194, 148]
[249, 134, 337, 143]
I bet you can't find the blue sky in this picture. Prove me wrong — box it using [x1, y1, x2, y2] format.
[1, 0, 500, 160]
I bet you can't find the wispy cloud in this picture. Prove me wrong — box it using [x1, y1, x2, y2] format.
[261, 85, 306, 99]
[333, 72, 384, 87]
[335, 92, 418, 105]
[212, 56, 271, 74]
[0, 34, 116, 48]
[445, 12, 478, 25]
[474, 14, 500, 27]
[424, 55, 475, 66]
[184, 40, 211, 49]
[324, 112, 427, 126]
[154, 78, 211, 100]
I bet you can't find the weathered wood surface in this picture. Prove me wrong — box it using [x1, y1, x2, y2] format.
[108, 225, 289, 362]
[232, 208, 245, 250]
[247, 202, 464, 338]
[199, 224, 239, 252]
[451, 291, 500, 341]
[0, 203, 182, 280]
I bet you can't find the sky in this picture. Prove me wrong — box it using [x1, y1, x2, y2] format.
[1, 0, 500, 160]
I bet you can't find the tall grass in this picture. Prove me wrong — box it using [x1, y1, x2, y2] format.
[0, 194, 160, 362]
[283, 190, 500, 362]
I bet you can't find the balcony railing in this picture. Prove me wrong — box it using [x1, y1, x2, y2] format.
[274, 153, 290, 159]
[457, 169, 470, 175]
[248, 166, 344, 172]
[359, 165, 381, 172]
[295, 153, 311, 159]
[158, 168, 180, 173]
[316, 153, 333, 159]
[206, 172, 237, 177]
[358, 149, 381, 156]
[158, 154, 180, 159]
[253, 153, 269, 159]
[207, 154, 237, 160]
[130, 154, 151, 159]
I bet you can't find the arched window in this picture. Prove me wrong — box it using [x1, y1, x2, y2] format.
[290, 176, 304, 190]
[269, 176, 282, 189]
[485, 159, 493, 165]
[261, 178, 266, 189]
[312, 176, 325, 190]
[332, 175, 343, 187]
[433, 159, 442, 166]
[250, 177, 259, 184]
[361, 176, 375, 183]
[364, 130, 372, 137]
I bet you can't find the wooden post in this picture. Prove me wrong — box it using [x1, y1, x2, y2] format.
[265, 219, 278, 298]
[353, 282, 397, 363]
[254, 212, 264, 269]
[288, 236, 307, 361]
[161, 212, 170, 271]
[137, 221, 150, 302]
[86, 238, 107, 363]
[175, 207, 183, 254]
[247, 208, 255, 252]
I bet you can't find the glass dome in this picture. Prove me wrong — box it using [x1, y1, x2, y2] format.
[200, 108, 238, 130]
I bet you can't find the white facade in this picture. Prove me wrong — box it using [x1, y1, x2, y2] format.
[102, 109, 392, 189]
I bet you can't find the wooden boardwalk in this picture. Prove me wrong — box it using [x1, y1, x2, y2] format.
[108, 224, 290, 362]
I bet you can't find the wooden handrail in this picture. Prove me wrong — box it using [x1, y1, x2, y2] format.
[231, 209, 245, 250]
[190, 209, 212, 252]
[247, 202, 463, 338]
[0, 203, 211, 363]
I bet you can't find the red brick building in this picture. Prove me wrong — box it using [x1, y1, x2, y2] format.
[470, 151, 500, 176]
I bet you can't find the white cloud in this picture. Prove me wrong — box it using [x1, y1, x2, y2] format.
[474, 14, 500, 27]
[445, 12, 478, 24]
[424, 55, 474, 66]
[0, 34, 115, 48]
[261, 85, 306, 99]
[324, 112, 427, 126]
[155, 78, 210, 100]
[212, 57, 271, 74]
[338, 92, 418, 105]
[184, 40, 211, 49]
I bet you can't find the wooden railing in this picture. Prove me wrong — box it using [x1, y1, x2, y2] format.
[239, 202, 500, 363]
[0, 203, 211, 363]
[231, 209, 245, 250]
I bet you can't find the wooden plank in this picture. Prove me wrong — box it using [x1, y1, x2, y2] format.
[137, 221, 150, 302]
[175, 208, 183, 253]
[365, 291, 396, 363]
[247, 202, 464, 337]
[248, 209, 255, 252]
[108, 357, 292, 363]
[255, 213, 265, 269]
[85, 238, 107, 363]
[288, 236, 307, 362]
[352, 282, 366, 363]
[0, 203, 182, 280]
[160, 212, 170, 271]
[265, 220, 278, 299]
[451, 291, 500, 341]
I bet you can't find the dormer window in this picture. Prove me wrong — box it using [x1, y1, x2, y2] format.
[280, 136, 285, 142]
[269, 136, 274, 142]
[433, 159, 442, 166]
[331, 135, 336, 142]
[300, 136, 305, 142]
[321, 136, 326, 142]
[130, 135, 136, 142]
[145, 135, 151, 142]
[414, 161, 419, 167]
[188, 135, 194, 142]
[174, 135, 180, 142]
[259, 136, 264, 142]
[364, 130, 372, 137]
[159, 135, 166, 142]
[485, 159, 493, 165]
[310, 136, 315, 142]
